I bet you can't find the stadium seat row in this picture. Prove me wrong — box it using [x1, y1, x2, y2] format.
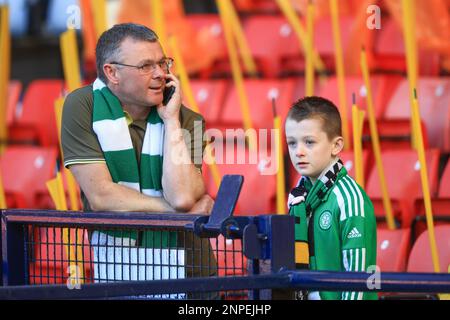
[6, 76, 450, 153]
[2, 144, 449, 231]
[377, 225, 450, 273]
[186, 14, 442, 78]
[202, 147, 450, 227]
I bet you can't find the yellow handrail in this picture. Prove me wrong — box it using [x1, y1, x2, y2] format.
[305, 0, 315, 96]
[273, 100, 286, 215]
[222, 0, 258, 76]
[150, 0, 168, 51]
[60, 28, 82, 93]
[0, 173, 6, 209]
[92, 0, 107, 39]
[330, 0, 350, 150]
[411, 89, 440, 273]
[275, 0, 326, 76]
[360, 48, 396, 230]
[401, 0, 418, 149]
[216, 0, 256, 150]
[351, 98, 365, 187]
[0, 5, 10, 154]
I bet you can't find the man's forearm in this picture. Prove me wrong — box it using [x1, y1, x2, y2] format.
[162, 119, 205, 211]
[89, 182, 176, 212]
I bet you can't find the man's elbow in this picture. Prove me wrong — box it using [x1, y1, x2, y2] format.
[88, 198, 103, 211]
[87, 193, 108, 211]
[171, 196, 196, 212]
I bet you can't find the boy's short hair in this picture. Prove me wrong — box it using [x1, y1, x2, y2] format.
[286, 96, 342, 140]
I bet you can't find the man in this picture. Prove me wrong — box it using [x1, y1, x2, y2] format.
[61, 23, 216, 286]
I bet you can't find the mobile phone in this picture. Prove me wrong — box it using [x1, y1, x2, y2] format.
[162, 85, 175, 105]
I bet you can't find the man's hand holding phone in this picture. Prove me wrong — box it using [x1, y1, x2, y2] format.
[157, 73, 182, 123]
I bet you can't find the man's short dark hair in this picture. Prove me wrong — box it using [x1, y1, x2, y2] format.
[286, 96, 342, 140]
[96, 23, 159, 83]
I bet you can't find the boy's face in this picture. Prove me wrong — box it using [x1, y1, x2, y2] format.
[285, 117, 343, 183]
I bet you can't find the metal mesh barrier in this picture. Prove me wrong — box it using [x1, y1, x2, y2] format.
[27, 225, 248, 299]
[1, 210, 450, 300]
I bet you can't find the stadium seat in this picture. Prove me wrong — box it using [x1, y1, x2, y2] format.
[234, 0, 280, 14]
[382, 78, 450, 152]
[373, 18, 440, 76]
[188, 79, 228, 127]
[185, 14, 228, 78]
[318, 75, 402, 122]
[29, 227, 92, 285]
[220, 78, 296, 131]
[9, 79, 64, 147]
[377, 228, 411, 272]
[413, 159, 450, 239]
[366, 149, 441, 228]
[367, 118, 430, 151]
[407, 224, 450, 273]
[313, 16, 354, 70]
[6, 80, 22, 127]
[0, 146, 58, 208]
[244, 15, 301, 77]
[209, 236, 247, 276]
[281, 16, 355, 74]
[203, 145, 277, 215]
[437, 159, 450, 200]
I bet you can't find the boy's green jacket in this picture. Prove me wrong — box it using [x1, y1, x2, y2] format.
[289, 160, 378, 300]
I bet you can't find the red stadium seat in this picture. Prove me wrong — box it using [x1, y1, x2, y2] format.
[382, 78, 450, 152]
[6, 80, 22, 127]
[203, 145, 277, 215]
[438, 160, 450, 199]
[373, 18, 440, 75]
[29, 227, 92, 285]
[416, 159, 450, 214]
[406, 224, 450, 273]
[281, 16, 354, 74]
[366, 149, 441, 228]
[188, 79, 228, 127]
[221, 78, 296, 131]
[318, 75, 402, 122]
[366, 119, 430, 151]
[313, 16, 354, 70]
[209, 236, 247, 276]
[413, 159, 450, 239]
[234, 0, 280, 14]
[339, 149, 371, 183]
[244, 15, 300, 77]
[185, 14, 228, 78]
[0, 146, 58, 208]
[377, 228, 411, 272]
[9, 79, 64, 147]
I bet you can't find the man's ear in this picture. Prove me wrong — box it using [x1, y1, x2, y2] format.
[331, 136, 344, 156]
[103, 64, 119, 85]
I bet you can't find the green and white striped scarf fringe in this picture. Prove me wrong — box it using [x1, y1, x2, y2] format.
[92, 78, 164, 197]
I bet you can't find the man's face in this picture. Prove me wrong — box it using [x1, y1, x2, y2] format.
[113, 38, 167, 107]
[285, 117, 341, 183]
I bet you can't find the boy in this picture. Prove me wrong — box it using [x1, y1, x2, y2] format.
[285, 96, 377, 300]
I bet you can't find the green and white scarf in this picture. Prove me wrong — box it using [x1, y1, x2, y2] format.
[288, 159, 345, 269]
[93, 79, 174, 246]
[93, 78, 164, 196]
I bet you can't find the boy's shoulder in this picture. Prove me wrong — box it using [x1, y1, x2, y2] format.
[320, 174, 374, 217]
[330, 171, 370, 196]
